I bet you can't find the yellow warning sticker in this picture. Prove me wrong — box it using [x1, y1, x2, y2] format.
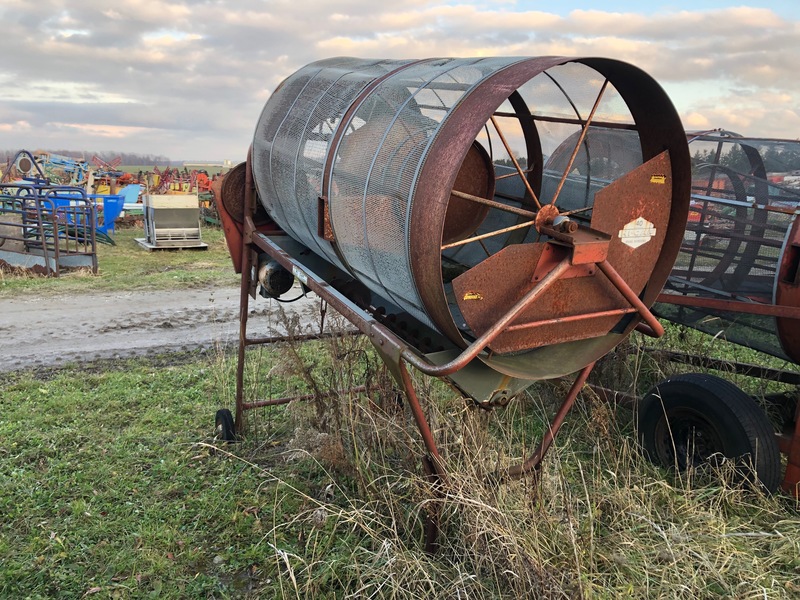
[463, 291, 483, 301]
[650, 174, 667, 184]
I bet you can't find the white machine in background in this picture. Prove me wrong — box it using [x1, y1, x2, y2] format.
[136, 194, 208, 250]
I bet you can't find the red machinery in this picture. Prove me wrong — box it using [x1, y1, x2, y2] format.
[642, 130, 800, 495]
[516, 126, 800, 494]
[214, 56, 690, 540]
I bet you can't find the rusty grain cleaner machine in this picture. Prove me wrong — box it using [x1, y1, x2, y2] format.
[214, 56, 691, 533]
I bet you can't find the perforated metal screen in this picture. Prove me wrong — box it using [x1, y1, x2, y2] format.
[251, 56, 689, 367]
[253, 56, 531, 327]
[329, 57, 527, 326]
[252, 58, 415, 272]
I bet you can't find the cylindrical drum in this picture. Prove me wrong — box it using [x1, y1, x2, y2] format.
[252, 56, 690, 379]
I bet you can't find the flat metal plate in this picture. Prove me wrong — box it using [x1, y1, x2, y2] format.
[453, 151, 672, 354]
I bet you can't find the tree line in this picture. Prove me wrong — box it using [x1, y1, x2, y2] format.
[0, 149, 172, 167]
[691, 143, 800, 175]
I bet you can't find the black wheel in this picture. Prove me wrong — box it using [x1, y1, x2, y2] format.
[214, 408, 236, 442]
[638, 373, 780, 492]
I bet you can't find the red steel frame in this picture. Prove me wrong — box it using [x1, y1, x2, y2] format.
[654, 291, 800, 496]
[230, 158, 668, 489]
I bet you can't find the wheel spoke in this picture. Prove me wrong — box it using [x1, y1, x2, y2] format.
[450, 189, 536, 219]
[549, 79, 609, 208]
[489, 115, 542, 210]
[495, 168, 535, 181]
[441, 219, 536, 251]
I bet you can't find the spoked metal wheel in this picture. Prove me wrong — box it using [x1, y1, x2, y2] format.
[251, 56, 689, 381]
[424, 63, 688, 380]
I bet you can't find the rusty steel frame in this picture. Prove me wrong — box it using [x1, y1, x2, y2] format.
[232, 58, 682, 477]
[649, 130, 800, 495]
[656, 293, 800, 320]
[408, 57, 690, 360]
[779, 405, 800, 496]
[449, 189, 537, 219]
[225, 56, 699, 549]
[231, 148, 672, 490]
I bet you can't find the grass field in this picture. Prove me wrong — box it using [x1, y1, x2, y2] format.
[2, 338, 799, 598]
[2, 224, 800, 598]
[0, 226, 238, 298]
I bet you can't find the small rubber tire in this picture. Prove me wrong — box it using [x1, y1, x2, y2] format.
[214, 408, 236, 442]
[638, 373, 780, 492]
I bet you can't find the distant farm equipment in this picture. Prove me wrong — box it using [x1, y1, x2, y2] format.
[0, 151, 100, 275]
[0, 147, 236, 272]
[136, 193, 208, 251]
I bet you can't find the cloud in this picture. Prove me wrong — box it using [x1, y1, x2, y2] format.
[0, 1, 797, 159]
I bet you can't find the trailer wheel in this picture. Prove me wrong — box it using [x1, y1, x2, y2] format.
[214, 408, 236, 442]
[638, 373, 780, 492]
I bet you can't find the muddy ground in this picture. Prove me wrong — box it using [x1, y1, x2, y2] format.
[1, 284, 326, 372]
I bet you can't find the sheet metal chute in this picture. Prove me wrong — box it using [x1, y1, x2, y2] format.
[215, 56, 690, 523]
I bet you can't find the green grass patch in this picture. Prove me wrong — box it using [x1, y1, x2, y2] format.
[0, 226, 238, 297]
[3, 338, 798, 598]
[2, 207, 799, 597]
[0, 352, 312, 598]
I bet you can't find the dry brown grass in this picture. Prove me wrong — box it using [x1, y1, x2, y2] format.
[226, 325, 800, 599]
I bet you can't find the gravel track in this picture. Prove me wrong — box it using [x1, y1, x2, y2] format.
[1, 285, 324, 372]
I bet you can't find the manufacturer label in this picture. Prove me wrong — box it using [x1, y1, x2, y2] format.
[463, 291, 483, 301]
[650, 174, 667, 184]
[292, 266, 308, 285]
[618, 217, 656, 249]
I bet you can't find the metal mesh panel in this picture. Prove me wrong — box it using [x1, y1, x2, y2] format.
[253, 58, 413, 269]
[658, 133, 800, 359]
[253, 62, 326, 231]
[329, 57, 522, 325]
[252, 56, 686, 356]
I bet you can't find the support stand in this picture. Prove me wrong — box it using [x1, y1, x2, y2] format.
[225, 158, 665, 549]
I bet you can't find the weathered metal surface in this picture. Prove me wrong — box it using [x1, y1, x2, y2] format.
[452, 152, 673, 355]
[442, 142, 495, 244]
[410, 62, 687, 370]
[220, 161, 271, 226]
[250, 56, 688, 382]
[229, 55, 694, 516]
[776, 216, 800, 363]
[317, 195, 334, 241]
[656, 131, 800, 364]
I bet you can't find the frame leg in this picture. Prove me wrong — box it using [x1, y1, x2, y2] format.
[781, 401, 800, 497]
[234, 244, 253, 434]
[396, 360, 447, 553]
[504, 362, 596, 480]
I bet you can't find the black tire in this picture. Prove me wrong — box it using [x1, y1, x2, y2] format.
[214, 408, 236, 442]
[638, 373, 780, 492]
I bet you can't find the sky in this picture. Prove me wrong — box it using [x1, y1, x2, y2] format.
[0, 1, 797, 162]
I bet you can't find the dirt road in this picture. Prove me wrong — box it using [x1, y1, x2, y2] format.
[1, 284, 326, 372]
